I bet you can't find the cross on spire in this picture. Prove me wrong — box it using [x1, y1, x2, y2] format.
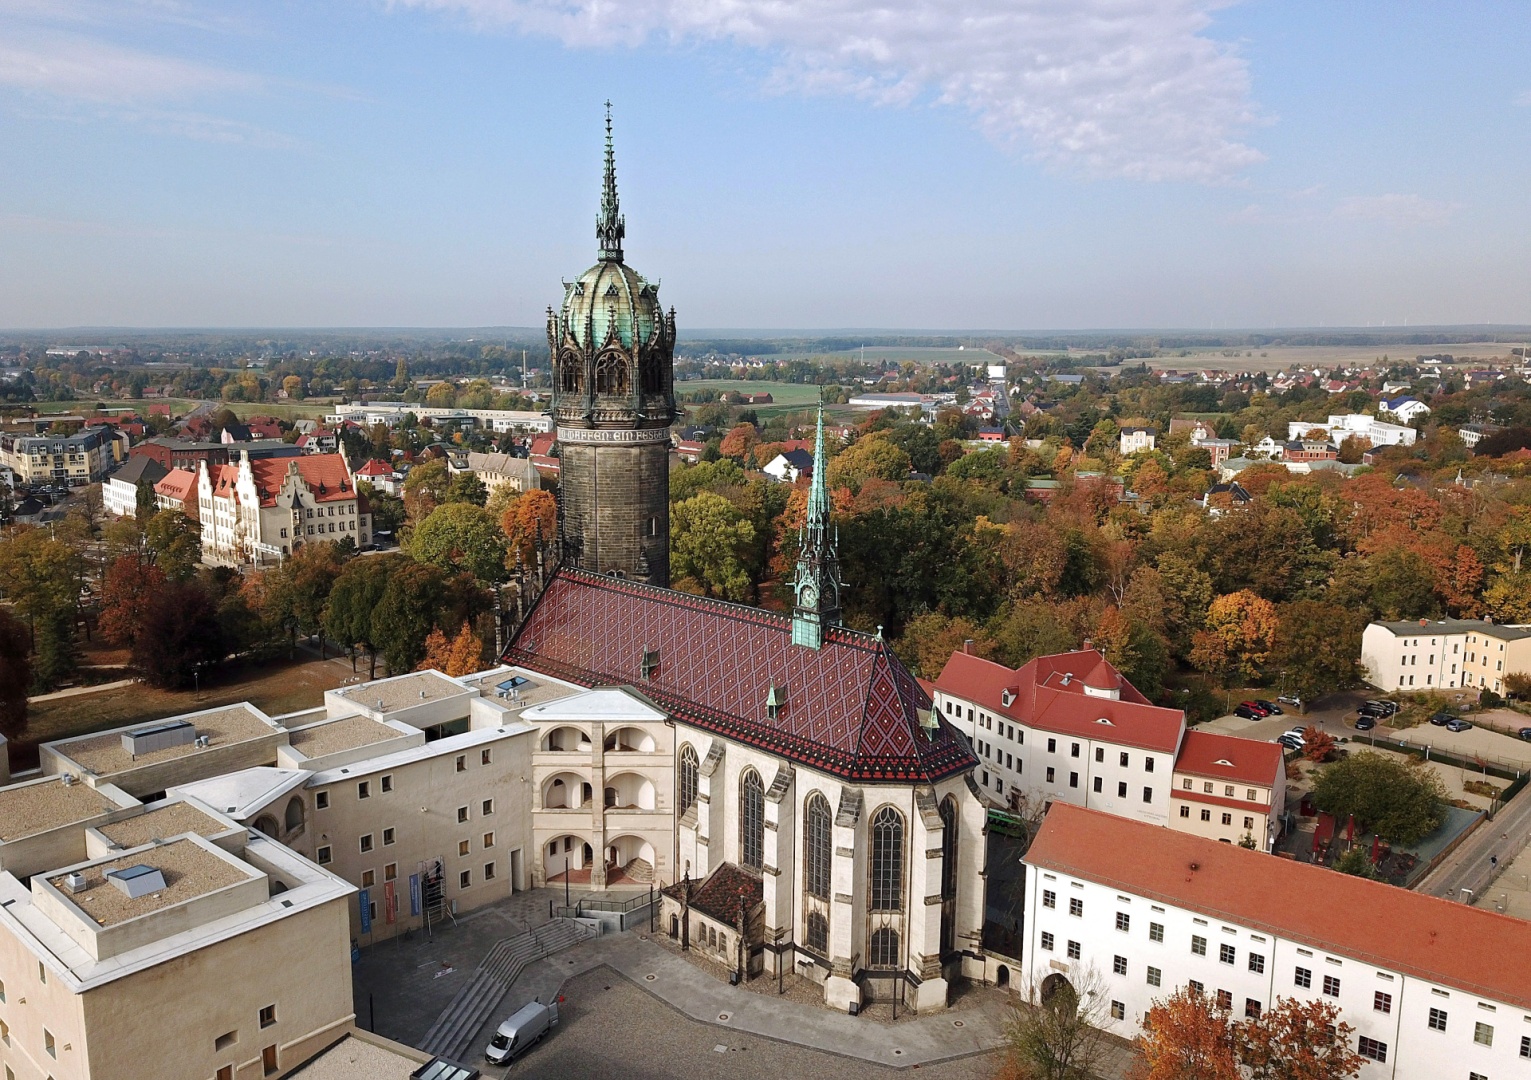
[597, 101, 625, 262]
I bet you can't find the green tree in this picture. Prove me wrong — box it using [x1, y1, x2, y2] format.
[133, 580, 226, 689]
[30, 605, 78, 693]
[446, 471, 488, 507]
[409, 502, 507, 583]
[1310, 751, 1446, 846]
[0, 526, 86, 638]
[670, 492, 756, 602]
[1331, 847, 1379, 879]
[324, 555, 395, 677]
[1005, 967, 1114, 1080]
[1267, 601, 1362, 703]
[144, 509, 201, 580]
[825, 433, 911, 493]
[0, 605, 31, 737]
[372, 560, 448, 675]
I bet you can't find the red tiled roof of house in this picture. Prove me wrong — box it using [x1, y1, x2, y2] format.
[506, 568, 976, 783]
[1173, 730, 1283, 788]
[1028, 804, 1531, 1011]
[528, 433, 556, 457]
[245, 416, 283, 439]
[154, 468, 196, 503]
[661, 862, 763, 924]
[933, 650, 1184, 754]
[355, 458, 394, 477]
[248, 455, 353, 506]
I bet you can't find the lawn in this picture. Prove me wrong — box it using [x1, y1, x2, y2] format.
[676, 380, 825, 406]
[19, 398, 338, 422]
[15, 655, 352, 769]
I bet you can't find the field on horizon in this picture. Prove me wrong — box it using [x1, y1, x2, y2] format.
[677, 379, 824, 406]
[755, 345, 1005, 364]
[1125, 341, 1524, 374]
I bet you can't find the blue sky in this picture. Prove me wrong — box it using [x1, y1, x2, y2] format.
[0, 0, 1527, 331]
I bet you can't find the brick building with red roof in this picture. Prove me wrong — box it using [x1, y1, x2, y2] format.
[1022, 804, 1531, 1079]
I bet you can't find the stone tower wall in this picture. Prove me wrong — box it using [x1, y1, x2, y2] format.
[558, 434, 670, 587]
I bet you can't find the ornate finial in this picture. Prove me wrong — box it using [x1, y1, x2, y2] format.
[806, 403, 828, 530]
[597, 101, 625, 262]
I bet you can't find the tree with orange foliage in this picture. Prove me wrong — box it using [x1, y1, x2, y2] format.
[1236, 996, 1363, 1080]
[717, 423, 757, 462]
[1190, 590, 1278, 682]
[419, 622, 484, 677]
[499, 489, 558, 566]
[1301, 725, 1336, 762]
[1135, 987, 1240, 1080]
[98, 556, 167, 646]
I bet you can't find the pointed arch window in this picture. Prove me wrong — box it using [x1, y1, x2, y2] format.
[559, 351, 583, 394]
[806, 910, 828, 954]
[869, 926, 900, 968]
[740, 770, 765, 871]
[678, 744, 699, 816]
[804, 794, 832, 900]
[869, 806, 904, 912]
[939, 797, 958, 901]
[595, 352, 629, 396]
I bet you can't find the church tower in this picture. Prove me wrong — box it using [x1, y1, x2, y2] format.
[548, 106, 677, 586]
[791, 406, 842, 648]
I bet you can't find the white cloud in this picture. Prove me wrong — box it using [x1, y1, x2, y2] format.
[0, 33, 258, 104]
[1334, 193, 1456, 228]
[392, 0, 1266, 182]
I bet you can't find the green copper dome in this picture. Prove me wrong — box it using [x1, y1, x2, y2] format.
[559, 260, 662, 352]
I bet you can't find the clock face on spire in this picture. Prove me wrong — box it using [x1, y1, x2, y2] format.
[799, 582, 819, 610]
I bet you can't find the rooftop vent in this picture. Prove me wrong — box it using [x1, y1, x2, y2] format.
[1060, 672, 1072, 687]
[1001, 687, 1017, 708]
[63, 872, 87, 894]
[106, 864, 166, 899]
[121, 720, 196, 757]
[59, 774, 75, 787]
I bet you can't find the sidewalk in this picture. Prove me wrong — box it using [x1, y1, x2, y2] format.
[27, 677, 135, 704]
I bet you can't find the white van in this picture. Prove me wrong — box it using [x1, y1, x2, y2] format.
[484, 998, 559, 1065]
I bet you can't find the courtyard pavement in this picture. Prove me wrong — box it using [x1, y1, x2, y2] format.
[351, 889, 1138, 1075]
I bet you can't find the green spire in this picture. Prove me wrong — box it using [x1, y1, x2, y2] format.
[597, 100, 625, 262]
[792, 402, 841, 649]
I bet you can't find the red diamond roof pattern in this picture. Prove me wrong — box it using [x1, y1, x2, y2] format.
[506, 568, 976, 783]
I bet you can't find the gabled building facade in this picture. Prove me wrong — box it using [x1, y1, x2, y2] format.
[196, 452, 370, 566]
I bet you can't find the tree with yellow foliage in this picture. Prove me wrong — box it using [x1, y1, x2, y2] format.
[419, 622, 485, 677]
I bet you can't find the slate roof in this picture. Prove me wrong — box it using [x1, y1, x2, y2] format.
[109, 455, 168, 488]
[505, 568, 976, 783]
[210, 454, 356, 507]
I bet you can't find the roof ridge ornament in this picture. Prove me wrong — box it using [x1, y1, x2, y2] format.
[597, 100, 625, 262]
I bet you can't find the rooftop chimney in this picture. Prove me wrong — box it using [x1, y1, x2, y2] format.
[962, 639, 974, 655]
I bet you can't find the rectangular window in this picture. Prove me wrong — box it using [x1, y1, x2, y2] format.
[1428, 1007, 1447, 1032]
[216, 1031, 237, 1051]
[1180, 805, 1190, 818]
[1221, 813, 1233, 826]
[1244, 816, 1254, 830]
[1095, 747, 1104, 763]
[1191, 935, 1207, 956]
[1182, 778, 1192, 790]
[1118, 782, 1127, 798]
[1294, 967, 1311, 989]
[1146, 966, 1161, 987]
[1048, 738, 1056, 753]
[264, 1044, 278, 1076]
[1246, 788, 1257, 801]
[1069, 772, 1079, 788]
[385, 863, 397, 881]
[458, 840, 471, 857]
[1474, 1021, 1493, 1047]
[0, 1019, 6, 1046]
[456, 755, 466, 772]
[1357, 1036, 1387, 1063]
[259, 1005, 277, 1028]
[1069, 897, 1083, 917]
[1041, 932, 1054, 951]
[1043, 889, 1056, 909]
[317, 845, 332, 865]
[357, 781, 370, 800]
[381, 774, 393, 793]
[1216, 989, 1233, 1011]
[1110, 1000, 1125, 1020]
[360, 869, 375, 888]
[483, 798, 494, 816]
[382, 827, 395, 846]
[1373, 990, 1391, 1013]
[1322, 975, 1340, 997]
[1149, 922, 1164, 943]
[481, 748, 492, 765]
[45, 1028, 55, 1058]
[484, 861, 497, 880]
[316, 791, 330, 810]
[1046, 767, 1055, 783]
[1224, 784, 1235, 797]
[1071, 743, 1080, 758]
[1520, 1034, 1530, 1058]
[1189, 980, 1204, 995]
[1201, 809, 1212, 822]
[1248, 953, 1265, 974]
[457, 806, 469, 823]
[483, 832, 494, 849]
[1145, 758, 1154, 773]
[1113, 955, 1127, 975]
[1119, 752, 1129, 767]
[1116, 912, 1130, 932]
[1067, 940, 1081, 960]
[459, 870, 472, 889]
[1220, 944, 1235, 965]
[1093, 776, 1103, 794]
[359, 833, 373, 853]
[1143, 787, 1153, 803]
[1245, 998, 1262, 1019]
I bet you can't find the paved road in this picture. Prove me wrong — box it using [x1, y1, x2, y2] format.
[1418, 779, 1531, 902]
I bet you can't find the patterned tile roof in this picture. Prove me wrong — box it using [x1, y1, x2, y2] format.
[505, 568, 976, 783]
[661, 861, 763, 924]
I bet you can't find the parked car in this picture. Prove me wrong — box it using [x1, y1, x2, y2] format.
[485, 998, 560, 1065]
[1275, 735, 1303, 750]
[1354, 715, 1376, 731]
[1253, 699, 1282, 715]
[1284, 727, 1308, 741]
[1429, 712, 1454, 726]
[1239, 700, 1273, 717]
[1518, 727, 1531, 741]
[1360, 700, 1398, 718]
[1445, 718, 1473, 733]
[1277, 694, 1303, 708]
[1234, 704, 1263, 720]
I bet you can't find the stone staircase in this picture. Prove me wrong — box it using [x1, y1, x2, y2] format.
[417, 919, 593, 1061]
[621, 857, 654, 883]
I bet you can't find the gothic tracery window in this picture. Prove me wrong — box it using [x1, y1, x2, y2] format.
[870, 806, 904, 912]
[869, 926, 900, 967]
[678, 744, 699, 816]
[559, 351, 582, 394]
[594, 352, 629, 396]
[939, 796, 958, 901]
[740, 770, 765, 871]
[804, 793, 832, 900]
[806, 911, 828, 954]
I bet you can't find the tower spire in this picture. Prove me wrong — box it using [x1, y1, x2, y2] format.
[597, 100, 625, 262]
[792, 403, 841, 649]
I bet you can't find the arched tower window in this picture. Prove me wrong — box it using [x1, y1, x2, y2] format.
[804, 794, 831, 901]
[559, 351, 583, 394]
[594, 352, 629, 396]
[678, 744, 699, 816]
[869, 806, 904, 912]
[939, 795, 959, 953]
[284, 796, 304, 834]
[640, 351, 664, 394]
[739, 770, 765, 871]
